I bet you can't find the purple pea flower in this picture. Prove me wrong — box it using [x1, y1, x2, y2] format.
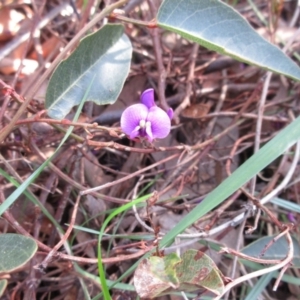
[287, 212, 296, 223]
[121, 89, 173, 142]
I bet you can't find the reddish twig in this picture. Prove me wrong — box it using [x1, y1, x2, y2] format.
[147, 0, 169, 111]
[215, 230, 294, 299]
[39, 194, 81, 269]
[80, 153, 179, 195]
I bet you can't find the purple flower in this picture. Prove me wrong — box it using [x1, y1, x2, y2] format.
[287, 212, 296, 223]
[121, 89, 173, 142]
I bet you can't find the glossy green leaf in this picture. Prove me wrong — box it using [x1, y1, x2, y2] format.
[241, 235, 300, 267]
[0, 234, 37, 274]
[0, 280, 7, 297]
[134, 250, 224, 298]
[46, 24, 132, 119]
[157, 0, 300, 81]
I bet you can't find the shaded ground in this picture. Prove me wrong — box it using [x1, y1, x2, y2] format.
[0, 0, 300, 299]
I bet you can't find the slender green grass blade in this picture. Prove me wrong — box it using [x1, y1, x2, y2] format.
[97, 193, 152, 299]
[103, 117, 300, 294]
[72, 224, 154, 240]
[271, 197, 300, 213]
[0, 168, 63, 231]
[244, 271, 275, 300]
[0, 279, 7, 297]
[159, 116, 300, 249]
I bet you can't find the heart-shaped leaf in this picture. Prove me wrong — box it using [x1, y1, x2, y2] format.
[241, 235, 300, 267]
[0, 280, 7, 297]
[134, 250, 224, 298]
[175, 250, 224, 295]
[157, 0, 300, 81]
[0, 234, 37, 274]
[46, 24, 132, 119]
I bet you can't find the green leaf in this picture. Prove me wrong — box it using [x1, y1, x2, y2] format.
[46, 24, 132, 119]
[134, 256, 179, 298]
[134, 250, 224, 298]
[157, 0, 300, 81]
[175, 250, 224, 295]
[163, 253, 181, 286]
[0, 234, 37, 274]
[0, 280, 7, 297]
[241, 235, 300, 267]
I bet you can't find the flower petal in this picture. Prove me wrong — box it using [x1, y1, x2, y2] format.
[120, 104, 148, 136]
[167, 108, 174, 120]
[140, 88, 156, 109]
[130, 126, 141, 140]
[147, 106, 171, 139]
[145, 122, 153, 142]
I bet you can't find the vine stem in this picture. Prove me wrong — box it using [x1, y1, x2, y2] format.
[0, 0, 129, 143]
[109, 12, 157, 28]
[215, 230, 294, 300]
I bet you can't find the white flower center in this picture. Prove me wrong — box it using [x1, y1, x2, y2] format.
[139, 119, 146, 128]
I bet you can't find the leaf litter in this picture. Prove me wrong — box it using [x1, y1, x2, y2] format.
[0, 0, 300, 299]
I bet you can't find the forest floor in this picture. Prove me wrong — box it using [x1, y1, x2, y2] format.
[0, 0, 300, 299]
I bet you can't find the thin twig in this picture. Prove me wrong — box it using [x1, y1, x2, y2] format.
[215, 231, 293, 300]
[220, 246, 281, 265]
[131, 175, 155, 232]
[0, 2, 71, 61]
[80, 153, 179, 195]
[40, 194, 82, 269]
[174, 44, 199, 121]
[250, 72, 272, 196]
[147, 0, 169, 111]
[261, 139, 300, 205]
